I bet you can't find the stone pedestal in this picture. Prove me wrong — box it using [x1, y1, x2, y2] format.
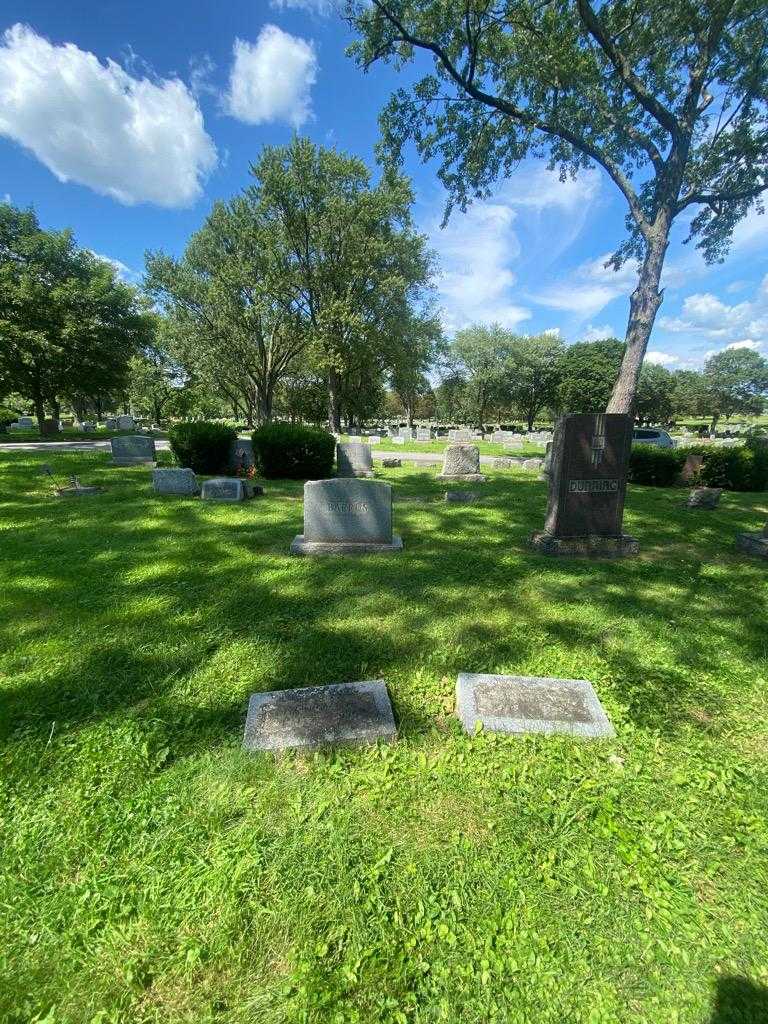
[529, 413, 638, 558]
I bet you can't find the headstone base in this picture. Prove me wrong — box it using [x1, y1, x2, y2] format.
[436, 473, 486, 482]
[112, 458, 157, 467]
[530, 531, 639, 558]
[290, 533, 403, 556]
[736, 532, 768, 559]
[338, 470, 375, 478]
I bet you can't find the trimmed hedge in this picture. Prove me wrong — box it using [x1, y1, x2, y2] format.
[251, 423, 335, 480]
[168, 421, 237, 475]
[628, 439, 768, 491]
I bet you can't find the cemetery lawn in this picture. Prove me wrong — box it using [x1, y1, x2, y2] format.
[339, 435, 547, 458]
[2, 450, 768, 1024]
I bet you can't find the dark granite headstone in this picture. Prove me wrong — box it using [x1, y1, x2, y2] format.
[111, 435, 156, 466]
[243, 680, 397, 751]
[530, 413, 638, 557]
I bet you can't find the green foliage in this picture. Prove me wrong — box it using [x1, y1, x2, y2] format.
[635, 363, 676, 425]
[507, 333, 565, 429]
[450, 323, 515, 426]
[695, 442, 768, 492]
[0, 406, 17, 430]
[167, 421, 237, 475]
[251, 422, 335, 479]
[672, 370, 713, 419]
[628, 444, 684, 487]
[558, 339, 625, 413]
[704, 348, 768, 428]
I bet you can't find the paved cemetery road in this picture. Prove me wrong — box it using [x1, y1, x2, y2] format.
[0, 439, 532, 466]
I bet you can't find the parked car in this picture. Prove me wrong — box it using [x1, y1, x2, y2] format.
[632, 427, 675, 448]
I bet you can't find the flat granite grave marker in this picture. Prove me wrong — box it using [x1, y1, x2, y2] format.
[445, 491, 478, 503]
[243, 680, 397, 751]
[437, 443, 485, 482]
[456, 673, 615, 739]
[530, 413, 638, 558]
[382, 457, 401, 468]
[687, 487, 722, 509]
[337, 442, 374, 478]
[736, 523, 768, 559]
[111, 435, 156, 466]
[153, 467, 199, 496]
[291, 479, 402, 555]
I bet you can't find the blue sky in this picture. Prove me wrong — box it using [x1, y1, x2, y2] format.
[1, 0, 766, 369]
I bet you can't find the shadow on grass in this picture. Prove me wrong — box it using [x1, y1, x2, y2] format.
[709, 977, 768, 1024]
[1, 449, 767, 745]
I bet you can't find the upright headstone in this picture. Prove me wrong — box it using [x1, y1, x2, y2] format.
[337, 442, 374, 478]
[530, 413, 638, 557]
[229, 437, 255, 474]
[437, 444, 485, 482]
[678, 453, 703, 484]
[243, 680, 397, 752]
[291, 479, 403, 555]
[153, 468, 199, 496]
[17, 416, 34, 428]
[416, 428, 431, 441]
[111, 435, 156, 466]
[116, 414, 135, 430]
[399, 427, 415, 440]
[105, 417, 118, 429]
[368, 435, 381, 445]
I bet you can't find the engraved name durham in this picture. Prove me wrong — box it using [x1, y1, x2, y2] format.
[328, 501, 369, 513]
[568, 479, 619, 494]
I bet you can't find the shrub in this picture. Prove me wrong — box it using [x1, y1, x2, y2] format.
[252, 423, 335, 479]
[168, 421, 237, 475]
[0, 407, 17, 432]
[697, 442, 768, 492]
[628, 444, 684, 486]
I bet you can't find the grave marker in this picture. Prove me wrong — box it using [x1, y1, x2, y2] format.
[437, 443, 485, 482]
[153, 468, 199, 496]
[337, 442, 374, 478]
[530, 413, 638, 557]
[456, 673, 615, 739]
[291, 479, 402, 555]
[110, 435, 156, 466]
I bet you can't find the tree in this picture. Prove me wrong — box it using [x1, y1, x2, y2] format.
[450, 323, 516, 426]
[347, 0, 768, 413]
[671, 369, 713, 419]
[704, 347, 768, 431]
[507, 333, 565, 430]
[0, 205, 149, 431]
[145, 190, 307, 427]
[635, 362, 676, 424]
[128, 327, 189, 425]
[389, 311, 443, 426]
[558, 338, 625, 413]
[254, 137, 435, 430]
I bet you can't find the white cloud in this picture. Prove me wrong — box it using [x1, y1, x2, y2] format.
[534, 253, 639, 318]
[0, 24, 217, 207]
[225, 26, 317, 128]
[89, 250, 136, 282]
[657, 275, 768, 355]
[645, 350, 680, 366]
[583, 323, 616, 341]
[726, 339, 761, 351]
[271, 0, 338, 12]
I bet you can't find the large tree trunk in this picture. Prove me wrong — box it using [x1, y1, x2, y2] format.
[327, 367, 341, 433]
[607, 232, 669, 414]
[258, 386, 273, 424]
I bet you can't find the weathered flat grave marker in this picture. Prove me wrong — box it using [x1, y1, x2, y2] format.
[736, 523, 768, 559]
[687, 487, 722, 509]
[445, 491, 478, 503]
[337, 442, 374, 478]
[111, 435, 156, 466]
[437, 443, 485, 482]
[243, 680, 397, 752]
[456, 673, 615, 739]
[291, 479, 402, 555]
[201, 477, 255, 502]
[530, 413, 637, 557]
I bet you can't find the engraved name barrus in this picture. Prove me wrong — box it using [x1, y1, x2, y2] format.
[328, 501, 369, 513]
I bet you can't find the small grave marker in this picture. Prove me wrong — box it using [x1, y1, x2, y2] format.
[687, 487, 722, 509]
[337, 442, 374, 478]
[456, 673, 615, 739]
[243, 680, 397, 751]
[153, 468, 199, 496]
[437, 443, 485, 482]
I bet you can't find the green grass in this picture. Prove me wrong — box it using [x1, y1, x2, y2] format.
[0, 428, 167, 443]
[340, 435, 547, 458]
[1, 450, 767, 1024]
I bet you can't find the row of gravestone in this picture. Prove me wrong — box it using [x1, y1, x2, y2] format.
[242, 673, 616, 752]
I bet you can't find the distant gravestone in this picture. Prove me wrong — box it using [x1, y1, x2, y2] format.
[291, 478, 402, 555]
[111, 435, 156, 466]
[81, 421, 96, 432]
[337, 442, 374, 478]
[105, 417, 118, 429]
[116, 414, 135, 430]
[494, 457, 517, 469]
[201, 477, 252, 502]
[17, 416, 34, 428]
[368, 435, 381, 445]
[504, 438, 523, 450]
[399, 427, 415, 440]
[456, 673, 615, 739]
[678, 453, 703, 484]
[229, 438, 255, 474]
[530, 413, 638, 558]
[522, 458, 543, 471]
[416, 428, 431, 441]
[243, 680, 397, 752]
[437, 443, 485, 482]
[392, 436, 405, 446]
[448, 429, 471, 442]
[736, 523, 768, 559]
[382, 458, 401, 468]
[153, 468, 199, 496]
[445, 491, 478, 504]
[688, 487, 722, 509]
